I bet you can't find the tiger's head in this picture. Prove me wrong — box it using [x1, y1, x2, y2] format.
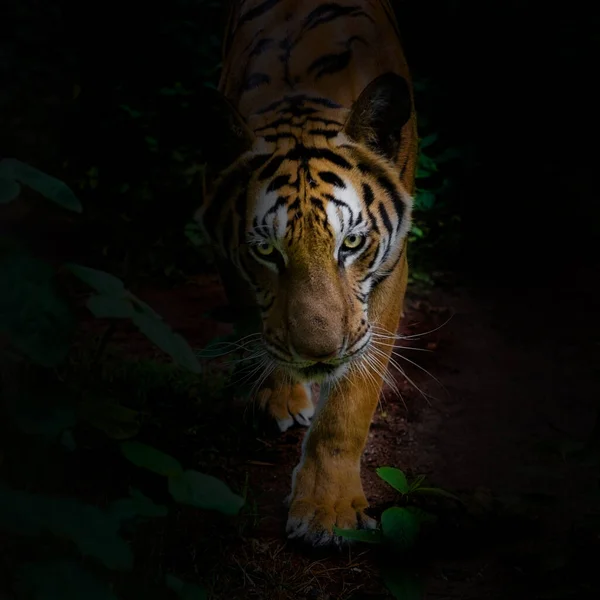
[197, 74, 414, 383]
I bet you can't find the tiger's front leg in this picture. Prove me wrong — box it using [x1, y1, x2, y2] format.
[285, 257, 407, 546]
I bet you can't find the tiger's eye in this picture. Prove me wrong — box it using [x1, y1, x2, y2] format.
[255, 241, 275, 256]
[343, 234, 363, 250]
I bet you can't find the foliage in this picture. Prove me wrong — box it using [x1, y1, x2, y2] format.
[334, 466, 462, 599]
[0, 165, 244, 599]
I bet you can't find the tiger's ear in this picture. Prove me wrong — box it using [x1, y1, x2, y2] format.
[342, 73, 412, 161]
[206, 88, 256, 171]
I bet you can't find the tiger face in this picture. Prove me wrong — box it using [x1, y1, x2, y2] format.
[199, 74, 414, 384]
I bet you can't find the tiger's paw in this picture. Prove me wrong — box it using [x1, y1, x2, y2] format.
[285, 461, 376, 546]
[257, 382, 314, 432]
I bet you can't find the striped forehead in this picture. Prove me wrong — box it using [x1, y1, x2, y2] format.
[252, 176, 363, 241]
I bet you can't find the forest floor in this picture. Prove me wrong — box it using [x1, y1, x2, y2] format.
[70, 264, 599, 600]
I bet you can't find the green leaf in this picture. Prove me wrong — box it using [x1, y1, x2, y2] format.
[13, 398, 76, 438]
[408, 474, 427, 491]
[165, 575, 207, 600]
[0, 158, 82, 213]
[419, 134, 438, 149]
[0, 485, 133, 570]
[376, 467, 410, 494]
[120, 441, 183, 477]
[382, 565, 425, 600]
[404, 506, 438, 525]
[109, 488, 168, 521]
[415, 190, 436, 210]
[130, 488, 168, 517]
[60, 430, 77, 451]
[66, 264, 125, 295]
[168, 470, 245, 516]
[0, 254, 74, 367]
[410, 225, 425, 239]
[381, 507, 420, 552]
[411, 487, 463, 503]
[15, 560, 119, 600]
[332, 526, 383, 544]
[0, 177, 21, 203]
[87, 294, 134, 319]
[131, 312, 202, 374]
[79, 399, 140, 440]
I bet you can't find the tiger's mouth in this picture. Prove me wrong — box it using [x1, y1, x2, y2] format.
[296, 362, 340, 379]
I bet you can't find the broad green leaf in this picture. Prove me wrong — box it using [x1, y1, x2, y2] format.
[410, 225, 425, 239]
[60, 430, 77, 451]
[404, 506, 438, 525]
[333, 526, 383, 544]
[165, 575, 207, 600]
[408, 474, 427, 491]
[120, 441, 183, 477]
[66, 264, 126, 295]
[87, 294, 134, 319]
[419, 134, 438, 149]
[0, 485, 133, 570]
[168, 470, 244, 516]
[382, 565, 425, 600]
[0, 177, 21, 203]
[415, 190, 436, 210]
[0, 254, 74, 367]
[411, 487, 462, 503]
[131, 312, 202, 374]
[109, 488, 168, 521]
[376, 467, 410, 494]
[0, 158, 82, 213]
[381, 507, 420, 552]
[13, 399, 76, 437]
[79, 399, 140, 440]
[130, 488, 168, 517]
[15, 560, 119, 600]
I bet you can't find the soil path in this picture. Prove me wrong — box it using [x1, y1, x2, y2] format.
[125, 267, 599, 599]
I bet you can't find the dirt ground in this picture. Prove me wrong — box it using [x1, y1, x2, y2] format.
[108, 264, 599, 600]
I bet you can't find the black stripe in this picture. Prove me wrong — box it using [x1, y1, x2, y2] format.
[318, 171, 345, 187]
[379, 203, 393, 236]
[283, 105, 318, 118]
[264, 195, 289, 218]
[285, 144, 352, 169]
[304, 4, 374, 32]
[264, 132, 298, 142]
[238, 0, 284, 28]
[247, 153, 273, 172]
[377, 175, 405, 228]
[309, 128, 338, 138]
[256, 94, 342, 115]
[254, 117, 294, 132]
[362, 183, 375, 206]
[307, 50, 352, 80]
[267, 174, 291, 192]
[249, 37, 275, 57]
[242, 73, 271, 91]
[258, 155, 286, 180]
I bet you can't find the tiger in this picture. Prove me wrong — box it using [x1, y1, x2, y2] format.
[196, 0, 418, 546]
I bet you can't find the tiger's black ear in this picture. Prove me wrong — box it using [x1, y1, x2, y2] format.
[205, 88, 256, 171]
[343, 73, 412, 161]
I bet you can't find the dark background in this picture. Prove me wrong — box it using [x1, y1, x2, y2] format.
[1, 1, 599, 599]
